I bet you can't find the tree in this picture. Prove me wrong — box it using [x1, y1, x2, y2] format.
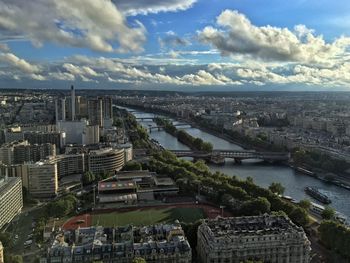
[132, 258, 146, 263]
[321, 206, 335, 220]
[289, 207, 309, 226]
[298, 199, 311, 211]
[246, 177, 254, 184]
[82, 171, 95, 186]
[4, 254, 23, 263]
[240, 197, 271, 216]
[0, 232, 11, 247]
[269, 182, 285, 195]
[122, 161, 142, 171]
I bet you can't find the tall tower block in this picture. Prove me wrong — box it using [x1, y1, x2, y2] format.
[71, 85, 75, 121]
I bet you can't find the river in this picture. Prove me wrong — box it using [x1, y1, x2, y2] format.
[123, 107, 350, 220]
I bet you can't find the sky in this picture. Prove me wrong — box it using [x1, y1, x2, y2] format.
[1, 0, 350, 91]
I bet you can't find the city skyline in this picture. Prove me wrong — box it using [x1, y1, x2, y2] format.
[0, 0, 350, 90]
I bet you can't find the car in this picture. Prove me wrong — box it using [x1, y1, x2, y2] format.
[14, 234, 18, 239]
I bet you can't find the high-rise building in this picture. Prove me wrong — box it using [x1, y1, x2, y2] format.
[0, 141, 56, 165]
[0, 241, 3, 263]
[197, 215, 311, 263]
[14, 142, 56, 164]
[71, 85, 75, 121]
[87, 98, 103, 127]
[82, 125, 100, 145]
[24, 161, 58, 198]
[57, 119, 89, 144]
[87, 97, 113, 128]
[24, 131, 66, 150]
[0, 176, 23, 229]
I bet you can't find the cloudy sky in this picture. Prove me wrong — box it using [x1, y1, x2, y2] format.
[1, 0, 350, 90]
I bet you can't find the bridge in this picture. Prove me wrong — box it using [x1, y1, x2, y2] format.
[135, 117, 157, 121]
[169, 150, 290, 163]
[148, 123, 190, 132]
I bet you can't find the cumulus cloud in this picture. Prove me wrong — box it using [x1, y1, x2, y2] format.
[0, 52, 40, 73]
[159, 31, 190, 48]
[0, 0, 146, 53]
[113, 0, 196, 16]
[198, 9, 350, 64]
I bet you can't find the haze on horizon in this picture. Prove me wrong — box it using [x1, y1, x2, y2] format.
[0, 0, 350, 91]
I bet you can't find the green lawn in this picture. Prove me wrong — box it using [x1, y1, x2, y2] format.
[91, 207, 205, 227]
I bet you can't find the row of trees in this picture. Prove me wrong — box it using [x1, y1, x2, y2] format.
[154, 117, 213, 152]
[193, 116, 285, 152]
[148, 150, 310, 228]
[319, 220, 350, 260]
[293, 148, 350, 174]
[82, 171, 112, 186]
[34, 195, 79, 243]
[0, 233, 23, 263]
[121, 109, 153, 149]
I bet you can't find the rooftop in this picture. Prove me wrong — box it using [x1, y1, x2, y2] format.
[0, 176, 21, 195]
[203, 215, 304, 237]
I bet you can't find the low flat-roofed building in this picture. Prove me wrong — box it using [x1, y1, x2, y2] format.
[98, 180, 137, 203]
[97, 170, 179, 204]
[197, 214, 311, 263]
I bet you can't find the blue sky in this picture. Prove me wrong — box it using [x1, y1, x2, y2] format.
[1, 0, 350, 90]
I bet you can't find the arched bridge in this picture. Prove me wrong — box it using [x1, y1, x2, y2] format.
[170, 150, 290, 162]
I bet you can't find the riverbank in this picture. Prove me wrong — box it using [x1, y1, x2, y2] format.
[118, 103, 350, 192]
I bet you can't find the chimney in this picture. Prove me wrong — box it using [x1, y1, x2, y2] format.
[61, 98, 66, 121]
[55, 99, 59, 124]
[71, 85, 75, 121]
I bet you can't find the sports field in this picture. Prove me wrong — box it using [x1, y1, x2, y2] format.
[91, 207, 205, 227]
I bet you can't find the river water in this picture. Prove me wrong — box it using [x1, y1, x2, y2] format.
[123, 107, 350, 220]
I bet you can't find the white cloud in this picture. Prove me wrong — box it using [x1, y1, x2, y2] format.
[113, 0, 197, 16]
[0, 0, 146, 53]
[198, 9, 350, 64]
[0, 52, 40, 73]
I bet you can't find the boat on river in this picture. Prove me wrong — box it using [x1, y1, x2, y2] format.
[305, 187, 331, 204]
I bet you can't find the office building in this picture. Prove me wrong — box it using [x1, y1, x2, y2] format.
[57, 119, 89, 144]
[0, 241, 3, 263]
[0, 176, 23, 229]
[53, 154, 86, 179]
[44, 223, 191, 263]
[24, 161, 58, 198]
[197, 215, 311, 263]
[88, 148, 125, 175]
[87, 97, 113, 128]
[14, 142, 56, 164]
[82, 125, 100, 145]
[23, 131, 66, 150]
[0, 140, 56, 165]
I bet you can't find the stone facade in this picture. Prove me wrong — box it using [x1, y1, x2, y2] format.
[44, 223, 191, 263]
[197, 215, 311, 263]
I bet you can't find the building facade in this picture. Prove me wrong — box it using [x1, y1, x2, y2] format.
[197, 215, 311, 263]
[26, 161, 58, 198]
[44, 223, 191, 263]
[0, 241, 3, 263]
[0, 140, 56, 165]
[0, 176, 23, 229]
[88, 148, 125, 175]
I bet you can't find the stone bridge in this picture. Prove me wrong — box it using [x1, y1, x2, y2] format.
[170, 149, 290, 163]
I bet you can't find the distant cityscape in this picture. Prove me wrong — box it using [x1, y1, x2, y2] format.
[0, 89, 349, 263]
